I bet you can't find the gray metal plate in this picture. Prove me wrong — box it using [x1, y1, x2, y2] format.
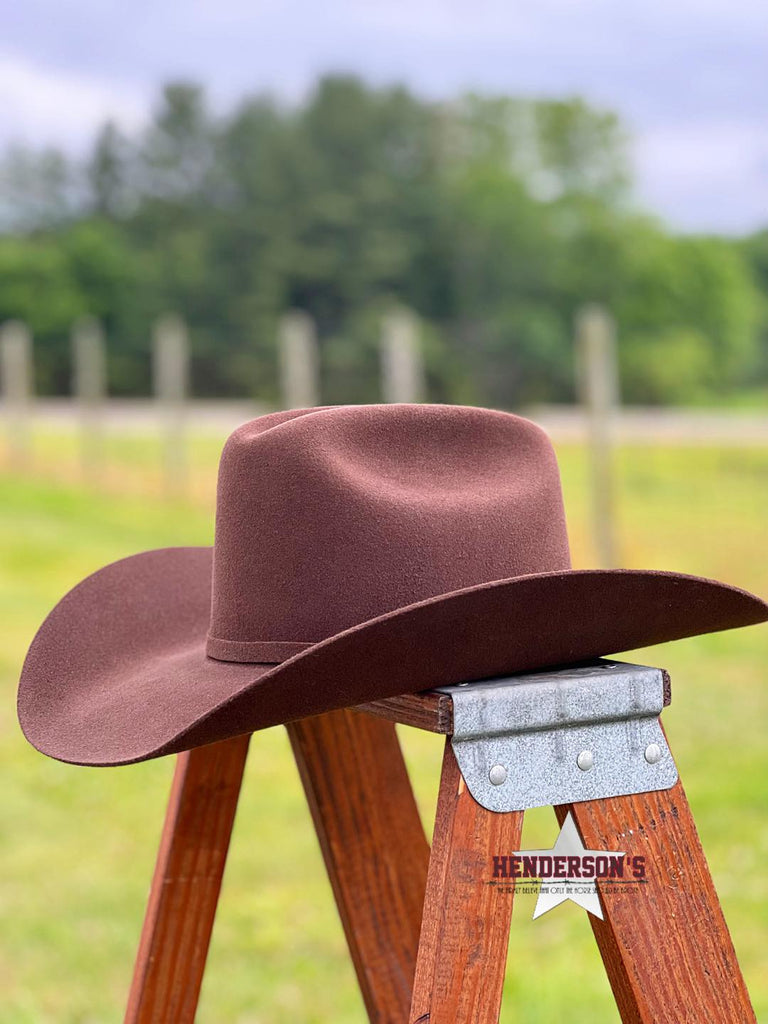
[437, 660, 678, 812]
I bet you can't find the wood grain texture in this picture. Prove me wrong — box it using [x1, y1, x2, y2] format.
[409, 739, 523, 1024]
[354, 691, 454, 733]
[287, 710, 431, 1023]
[556, 779, 756, 1024]
[124, 733, 250, 1024]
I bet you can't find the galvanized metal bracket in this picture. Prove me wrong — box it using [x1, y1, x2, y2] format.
[436, 659, 678, 812]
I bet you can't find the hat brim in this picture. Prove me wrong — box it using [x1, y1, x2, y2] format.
[18, 546, 768, 766]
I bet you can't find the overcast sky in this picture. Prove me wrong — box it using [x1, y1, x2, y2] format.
[2, 0, 766, 234]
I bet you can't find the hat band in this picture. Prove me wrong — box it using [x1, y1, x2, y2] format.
[206, 634, 312, 664]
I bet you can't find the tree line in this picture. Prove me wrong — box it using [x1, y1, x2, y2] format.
[1, 75, 766, 408]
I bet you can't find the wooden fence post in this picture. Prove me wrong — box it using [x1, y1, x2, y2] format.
[381, 308, 424, 404]
[152, 313, 189, 494]
[575, 304, 619, 568]
[72, 315, 107, 478]
[1, 320, 32, 469]
[278, 311, 319, 409]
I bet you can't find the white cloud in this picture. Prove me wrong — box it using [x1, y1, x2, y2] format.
[634, 120, 768, 233]
[0, 53, 147, 152]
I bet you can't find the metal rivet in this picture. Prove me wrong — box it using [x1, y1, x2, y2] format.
[644, 743, 662, 765]
[577, 750, 594, 772]
[489, 764, 507, 786]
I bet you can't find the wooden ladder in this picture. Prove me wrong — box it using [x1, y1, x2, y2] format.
[123, 674, 757, 1023]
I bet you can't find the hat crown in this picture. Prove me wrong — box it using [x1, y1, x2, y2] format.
[207, 404, 571, 662]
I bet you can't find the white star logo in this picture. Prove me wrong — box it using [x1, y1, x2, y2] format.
[515, 812, 624, 920]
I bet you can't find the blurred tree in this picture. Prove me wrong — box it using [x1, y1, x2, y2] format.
[532, 98, 629, 203]
[0, 235, 83, 391]
[445, 94, 630, 206]
[620, 328, 716, 404]
[89, 122, 131, 219]
[440, 163, 567, 405]
[62, 219, 150, 395]
[0, 145, 78, 233]
[615, 224, 758, 401]
[741, 230, 768, 387]
[0, 74, 762, 406]
[139, 83, 217, 203]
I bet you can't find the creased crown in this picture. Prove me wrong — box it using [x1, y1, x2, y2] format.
[206, 404, 571, 663]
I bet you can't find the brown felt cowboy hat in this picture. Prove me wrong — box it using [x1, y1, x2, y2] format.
[18, 404, 768, 767]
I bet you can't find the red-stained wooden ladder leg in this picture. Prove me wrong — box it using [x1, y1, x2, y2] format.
[287, 709, 431, 1024]
[409, 738, 524, 1024]
[556, 777, 757, 1024]
[124, 733, 251, 1024]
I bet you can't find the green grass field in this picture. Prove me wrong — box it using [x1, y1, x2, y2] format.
[1, 430, 767, 1023]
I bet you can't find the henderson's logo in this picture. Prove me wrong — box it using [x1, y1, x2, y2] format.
[488, 811, 646, 920]
[492, 851, 645, 881]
